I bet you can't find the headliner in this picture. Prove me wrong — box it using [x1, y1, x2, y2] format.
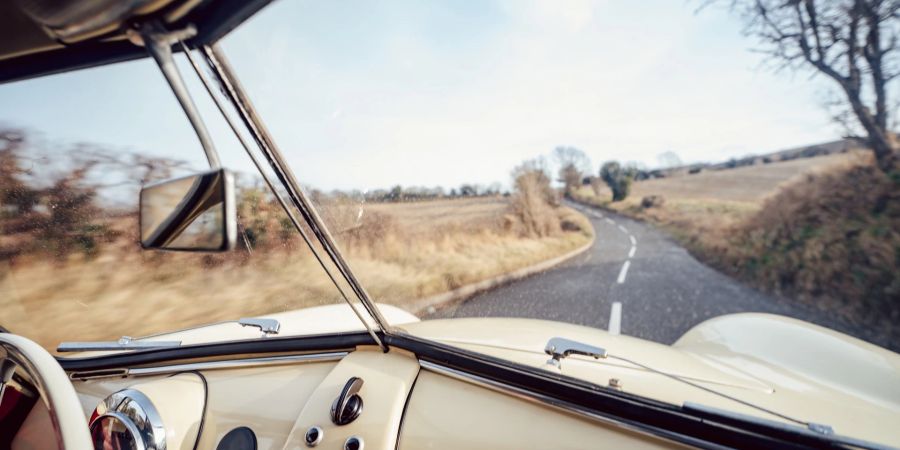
[0, 0, 272, 84]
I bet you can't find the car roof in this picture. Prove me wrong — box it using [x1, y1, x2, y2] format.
[0, 0, 271, 84]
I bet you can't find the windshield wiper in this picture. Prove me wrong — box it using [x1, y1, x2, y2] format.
[545, 337, 895, 448]
[56, 317, 281, 353]
[57, 336, 182, 353]
[683, 402, 894, 450]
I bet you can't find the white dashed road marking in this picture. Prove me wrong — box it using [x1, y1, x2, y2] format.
[616, 260, 631, 284]
[629, 235, 636, 246]
[608, 302, 622, 335]
[618, 225, 628, 234]
[605, 218, 615, 225]
[628, 246, 636, 258]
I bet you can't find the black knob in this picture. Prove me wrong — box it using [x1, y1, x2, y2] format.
[304, 426, 323, 447]
[331, 377, 364, 425]
[344, 436, 364, 450]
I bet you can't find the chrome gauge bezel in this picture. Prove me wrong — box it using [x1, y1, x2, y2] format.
[90, 389, 167, 450]
[90, 411, 146, 450]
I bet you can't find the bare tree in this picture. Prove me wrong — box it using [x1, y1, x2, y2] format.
[657, 151, 683, 169]
[723, 0, 899, 171]
[553, 146, 592, 195]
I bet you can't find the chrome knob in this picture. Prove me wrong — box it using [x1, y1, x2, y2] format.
[331, 377, 364, 425]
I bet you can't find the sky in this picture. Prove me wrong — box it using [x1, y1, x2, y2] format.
[0, 0, 841, 191]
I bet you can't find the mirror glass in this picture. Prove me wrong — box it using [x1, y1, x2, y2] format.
[140, 169, 236, 251]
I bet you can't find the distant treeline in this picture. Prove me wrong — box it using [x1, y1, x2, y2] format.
[309, 183, 508, 203]
[657, 139, 860, 178]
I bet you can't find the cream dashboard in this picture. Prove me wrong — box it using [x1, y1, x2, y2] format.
[12, 346, 680, 450]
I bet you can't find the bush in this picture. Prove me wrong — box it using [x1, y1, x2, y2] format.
[640, 195, 665, 209]
[707, 158, 900, 342]
[510, 159, 561, 237]
[600, 161, 634, 202]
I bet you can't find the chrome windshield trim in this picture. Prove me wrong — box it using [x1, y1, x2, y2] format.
[418, 360, 718, 449]
[58, 337, 182, 353]
[69, 352, 347, 380]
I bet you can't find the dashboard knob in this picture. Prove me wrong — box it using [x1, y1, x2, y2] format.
[304, 426, 323, 447]
[344, 436, 364, 450]
[330, 377, 364, 425]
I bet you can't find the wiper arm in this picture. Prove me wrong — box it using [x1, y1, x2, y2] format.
[238, 318, 280, 336]
[57, 317, 281, 352]
[57, 336, 182, 353]
[543, 336, 887, 447]
[544, 337, 607, 369]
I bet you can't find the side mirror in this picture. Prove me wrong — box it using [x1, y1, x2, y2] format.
[140, 168, 236, 251]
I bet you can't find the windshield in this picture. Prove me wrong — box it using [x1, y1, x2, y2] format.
[0, 46, 386, 352]
[1, 0, 898, 445]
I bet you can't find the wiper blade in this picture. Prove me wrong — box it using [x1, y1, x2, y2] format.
[684, 402, 895, 450]
[57, 336, 181, 353]
[57, 317, 281, 353]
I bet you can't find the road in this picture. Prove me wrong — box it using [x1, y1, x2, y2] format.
[428, 202, 855, 345]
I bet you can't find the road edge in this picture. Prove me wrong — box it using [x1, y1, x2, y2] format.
[411, 232, 596, 316]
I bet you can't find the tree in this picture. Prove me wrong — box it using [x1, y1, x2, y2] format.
[553, 146, 592, 196]
[600, 161, 635, 202]
[657, 151, 683, 169]
[388, 185, 403, 202]
[722, 0, 900, 172]
[459, 184, 477, 197]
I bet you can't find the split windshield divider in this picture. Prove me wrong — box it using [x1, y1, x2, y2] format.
[198, 44, 391, 340]
[168, 35, 388, 351]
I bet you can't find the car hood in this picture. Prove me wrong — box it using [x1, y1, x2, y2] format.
[401, 315, 900, 447]
[77, 305, 900, 446]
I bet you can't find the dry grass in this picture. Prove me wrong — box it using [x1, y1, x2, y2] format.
[573, 151, 865, 236]
[0, 197, 592, 352]
[630, 152, 859, 203]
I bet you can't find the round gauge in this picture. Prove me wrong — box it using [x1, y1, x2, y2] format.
[90, 389, 166, 450]
[90, 412, 143, 450]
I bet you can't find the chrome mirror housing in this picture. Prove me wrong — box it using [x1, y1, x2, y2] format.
[139, 168, 236, 252]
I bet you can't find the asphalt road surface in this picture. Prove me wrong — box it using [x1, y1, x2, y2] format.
[428, 202, 857, 345]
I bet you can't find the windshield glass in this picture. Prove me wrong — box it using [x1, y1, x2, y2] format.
[1, 0, 898, 444]
[0, 48, 387, 353]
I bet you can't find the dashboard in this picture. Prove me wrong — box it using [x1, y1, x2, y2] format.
[9, 346, 681, 450]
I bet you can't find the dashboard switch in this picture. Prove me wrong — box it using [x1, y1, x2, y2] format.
[304, 426, 323, 447]
[344, 436, 364, 450]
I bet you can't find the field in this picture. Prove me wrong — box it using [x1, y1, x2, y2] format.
[0, 197, 592, 352]
[574, 151, 865, 232]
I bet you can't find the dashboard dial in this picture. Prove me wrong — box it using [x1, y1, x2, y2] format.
[90, 389, 166, 450]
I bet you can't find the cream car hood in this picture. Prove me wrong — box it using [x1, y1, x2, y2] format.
[76, 306, 900, 446]
[402, 315, 900, 447]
